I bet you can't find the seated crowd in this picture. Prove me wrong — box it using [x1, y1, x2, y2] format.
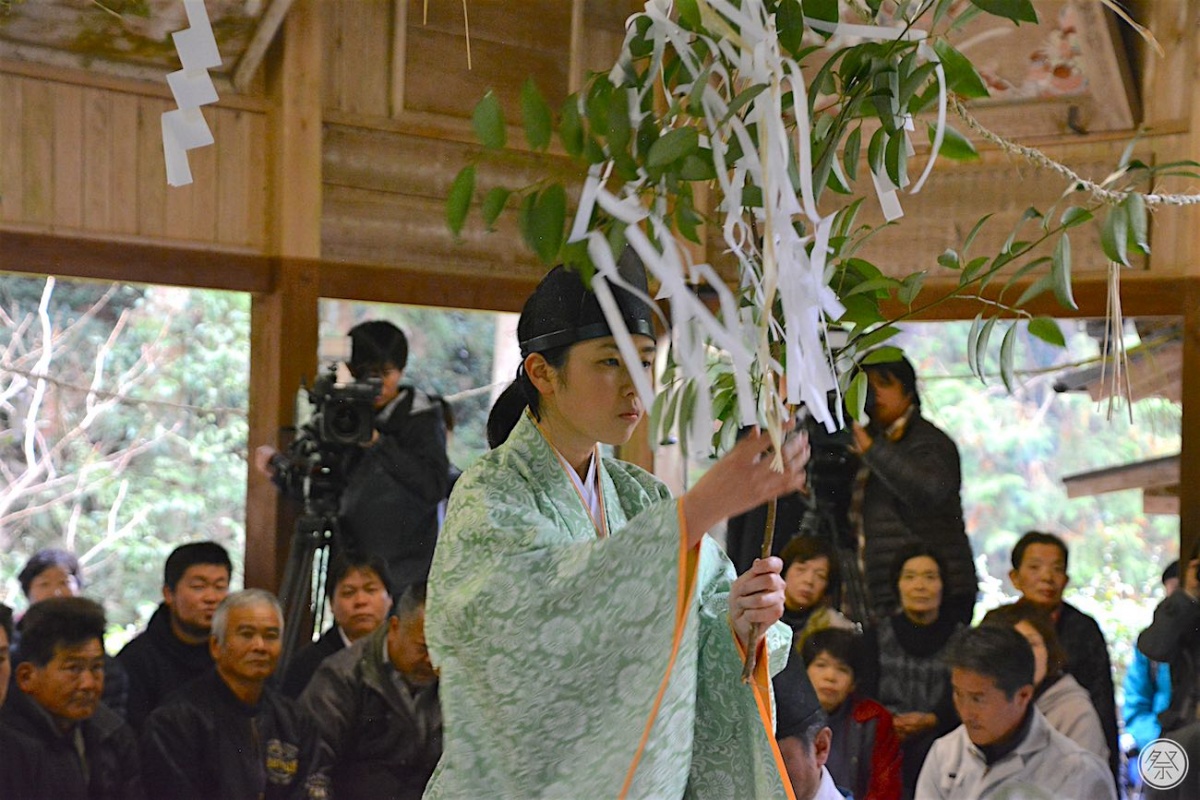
[0, 525, 1181, 800]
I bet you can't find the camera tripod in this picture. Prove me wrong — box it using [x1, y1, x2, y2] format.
[278, 509, 343, 667]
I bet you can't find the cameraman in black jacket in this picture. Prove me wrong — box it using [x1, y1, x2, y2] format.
[337, 321, 450, 597]
[257, 321, 450, 597]
[851, 355, 977, 627]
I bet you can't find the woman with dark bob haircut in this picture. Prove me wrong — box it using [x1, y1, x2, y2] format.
[778, 535, 855, 651]
[862, 542, 963, 799]
[425, 255, 811, 798]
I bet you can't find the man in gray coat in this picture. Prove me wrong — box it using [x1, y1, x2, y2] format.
[916, 626, 1113, 800]
[300, 583, 441, 800]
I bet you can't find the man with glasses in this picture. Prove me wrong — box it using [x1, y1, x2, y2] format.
[338, 321, 450, 598]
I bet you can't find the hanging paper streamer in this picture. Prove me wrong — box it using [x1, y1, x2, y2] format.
[566, 0, 951, 458]
[163, 0, 222, 187]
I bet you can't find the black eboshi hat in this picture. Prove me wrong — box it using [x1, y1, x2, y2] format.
[517, 248, 656, 358]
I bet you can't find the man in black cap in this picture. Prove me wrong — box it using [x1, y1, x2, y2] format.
[773, 655, 844, 800]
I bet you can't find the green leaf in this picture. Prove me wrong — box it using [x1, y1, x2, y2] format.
[897, 271, 925, 306]
[607, 87, 632, 153]
[517, 191, 537, 250]
[898, 62, 938, 111]
[778, 0, 808, 52]
[526, 184, 567, 265]
[962, 214, 993, 256]
[1123, 193, 1149, 255]
[884, 130, 907, 188]
[842, 127, 861, 183]
[867, 127, 887, 177]
[647, 126, 700, 168]
[480, 186, 510, 230]
[1015, 273, 1054, 307]
[845, 371, 869, 424]
[679, 150, 717, 181]
[722, 84, 770, 126]
[851, 324, 901, 352]
[843, 276, 901, 298]
[977, 315, 998, 375]
[862, 345, 905, 365]
[1059, 206, 1092, 229]
[968, 0, 1038, 24]
[520, 79, 552, 151]
[559, 97, 584, 158]
[446, 166, 475, 237]
[937, 249, 960, 269]
[1100, 203, 1129, 266]
[1028, 317, 1065, 347]
[585, 79, 612, 138]
[629, 15, 654, 58]
[677, 0, 701, 30]
[932, 40, 990, 99]
[932, 122, 979, 161]
[839, 294, 886, 327]
[962, 256, 989, 282]
[967, 312, 984, 378]
[999, 322, 1018, 391]
[1051, 234, 1077, 310]
[472, 91, 506, 149]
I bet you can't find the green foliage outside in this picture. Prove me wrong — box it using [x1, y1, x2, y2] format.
[898, 318, 1179, 696]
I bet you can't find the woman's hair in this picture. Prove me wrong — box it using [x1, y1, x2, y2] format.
[889, 542, 947, 600]
[779, 535, 841, 608]
[979, 601, 1068, 680]
[18, 548, 82, 598]
[801, 627, 862, 679]
[486, 346, 570, 449]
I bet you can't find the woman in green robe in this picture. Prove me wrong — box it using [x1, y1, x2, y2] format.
[424, 261, 810, 800]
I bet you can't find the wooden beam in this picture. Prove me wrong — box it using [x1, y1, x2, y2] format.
[881, 275, 1198, 321]
[0, 229, 272, 292]
[1144, 494, 1181, 516]
[1062, 454, 1180, 499]
[318, 259, 534, 312]
[232, 0, 298, 94]
[246, 0, 324, 594]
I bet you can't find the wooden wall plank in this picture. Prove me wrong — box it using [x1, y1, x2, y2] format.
[136, 95, 169, 241]
[21, 72, 54, 225]
[81, 88, 113, 230]
[336, 0, 391, 116]
[52, 84, 84, 229]
[0, 74, 25, 223]
[108, 92, 139, 235]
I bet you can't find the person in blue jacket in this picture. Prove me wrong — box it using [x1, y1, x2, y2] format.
[1124, 560, 1178, 791]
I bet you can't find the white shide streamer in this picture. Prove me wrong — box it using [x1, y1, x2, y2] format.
[163, 0, 222, 187]
[571, 0, 948, 453]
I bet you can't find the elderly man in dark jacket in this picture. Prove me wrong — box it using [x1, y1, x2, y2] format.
[300, 583, 441, 800]
[140, 590, 325, 800]
[2, 597, 143, 800]
[851, 355, 977, 625]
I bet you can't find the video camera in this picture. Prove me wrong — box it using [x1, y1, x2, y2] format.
[269, 364, 382, 516]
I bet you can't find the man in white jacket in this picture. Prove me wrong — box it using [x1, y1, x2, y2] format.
[916, 626, 1115, 800]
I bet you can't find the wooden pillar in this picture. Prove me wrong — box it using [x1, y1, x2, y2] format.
[245, 0, 323, 591]
[1181, 283, 1200, 564]
[1177, 7, 1200, 566]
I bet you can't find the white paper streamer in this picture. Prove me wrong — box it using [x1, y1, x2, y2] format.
[163, 0, 222, 187]
[567, 0, 953, 455]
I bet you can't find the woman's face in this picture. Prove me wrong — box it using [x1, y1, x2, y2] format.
[806, 652, 855, 713]
[531, 335, 656, 453]
[1014, 620, 1048, 686]
[897, 555, 942, 618]
[28, 566, 80, 604]
[784, 557, 830, 611]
